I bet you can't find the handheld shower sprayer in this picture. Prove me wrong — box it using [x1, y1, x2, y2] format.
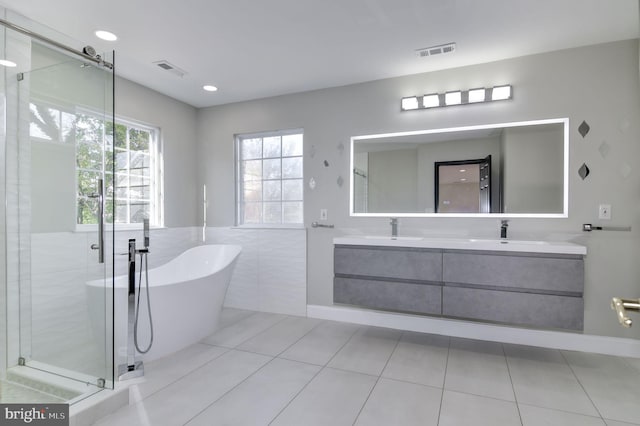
[143, 218, 150, 249]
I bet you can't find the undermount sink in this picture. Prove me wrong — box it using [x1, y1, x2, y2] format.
[364, 235, 424, 241]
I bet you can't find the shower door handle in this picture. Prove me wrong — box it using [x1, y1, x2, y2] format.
[89, 178, 104, 264]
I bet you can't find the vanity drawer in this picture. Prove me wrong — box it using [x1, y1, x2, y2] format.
[442, 286, 583, 330]
[334, 245, 442, 282]
[334, 277, 442, 315]
[443, 251, 583, 294]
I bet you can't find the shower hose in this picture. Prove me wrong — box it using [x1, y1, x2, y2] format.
[134, 251, 154, 353]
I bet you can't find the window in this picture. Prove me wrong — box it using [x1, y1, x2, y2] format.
[29, 100, 162, 227]
[106, 120, 161, 226]
[236, 129, 303, 225]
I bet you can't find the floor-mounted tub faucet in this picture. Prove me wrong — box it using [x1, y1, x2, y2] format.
[390, 218, 398, 239]
[500, 220, 509, 239]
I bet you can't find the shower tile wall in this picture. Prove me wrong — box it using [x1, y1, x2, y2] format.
[206, 227, 307, 317]
[17, 225, 306, 375]
[28, 227, 200, 375]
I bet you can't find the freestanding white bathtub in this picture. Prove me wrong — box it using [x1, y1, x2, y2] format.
[87, 244, 242, 363]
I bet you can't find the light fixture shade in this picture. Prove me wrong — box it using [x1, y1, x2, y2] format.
[445, 91, 462, 106]
[401, 84, 512, 111]
[422, 94, 440, 108]
[491, 85, 512, 101]
[401, 96, 419, 110]
[468, 88, 486, 103]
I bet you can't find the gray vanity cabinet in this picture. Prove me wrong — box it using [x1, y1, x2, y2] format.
[334, 245, 443, 315]
[333, 245, 585, 331]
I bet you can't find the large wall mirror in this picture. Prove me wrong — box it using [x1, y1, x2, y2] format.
[350, 118, 568, 218]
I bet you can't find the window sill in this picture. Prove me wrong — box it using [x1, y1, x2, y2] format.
[74, 224, 166, 233]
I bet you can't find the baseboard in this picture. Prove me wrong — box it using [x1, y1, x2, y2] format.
[307, 304, 640, 358]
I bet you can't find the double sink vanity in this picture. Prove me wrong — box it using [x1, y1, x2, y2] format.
[338, 117, 587, 331]
[333, 236, 586, 331]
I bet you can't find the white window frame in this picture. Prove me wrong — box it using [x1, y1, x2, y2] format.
[105, 117, 163, 230]
[235, 128, 304, 227]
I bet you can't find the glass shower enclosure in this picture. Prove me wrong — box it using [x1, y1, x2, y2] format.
[1, 14, 115, 403]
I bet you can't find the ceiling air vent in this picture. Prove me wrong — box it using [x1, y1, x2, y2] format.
[416, 42, 456, 58]
[153, 60, 187, 78]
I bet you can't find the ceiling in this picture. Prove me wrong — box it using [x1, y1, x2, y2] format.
[1, 0, 638, 108]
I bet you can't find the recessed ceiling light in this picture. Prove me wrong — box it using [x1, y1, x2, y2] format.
[203, 85, 218, 92]
[95, 30, 117, 41]
[0, 59, 17, 67]
[459, 169, 466, 172]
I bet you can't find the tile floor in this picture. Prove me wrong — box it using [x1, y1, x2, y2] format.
[90, 309, 640, 426]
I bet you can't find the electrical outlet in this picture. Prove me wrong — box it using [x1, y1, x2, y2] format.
[599, 204, 611, 220]
[320, 209, 328, 220]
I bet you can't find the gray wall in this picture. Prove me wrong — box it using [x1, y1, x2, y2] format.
[368, 148, 418, 212]
[502, 125, 564, 213]
[115, 78, 198, 228]
[197, 39, 640, 339]
[28, 41, 199, 230]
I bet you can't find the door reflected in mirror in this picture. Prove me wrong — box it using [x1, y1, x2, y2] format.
[435, 156, 491, 213]
[350, 118, 568, 218]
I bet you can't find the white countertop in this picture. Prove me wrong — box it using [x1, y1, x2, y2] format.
[334, 236, 587, 255]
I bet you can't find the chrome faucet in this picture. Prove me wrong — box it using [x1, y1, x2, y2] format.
[390, 218, 398, 238]
[500, 220, 509, 239]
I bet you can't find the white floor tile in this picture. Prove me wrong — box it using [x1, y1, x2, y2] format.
[201, 312, 286, 348]
[81, 310, 639, 426]
[236, 316, 320, 356]
[563, 350, 640, 424]
[505, 345, 599, 417]
[328, 326, 401, 376]
[128, 343, 229, 403]
[94, 350, 271, 426]
[382, 331, 449, 388]
[279, 321, 359, 366]
[217, 308, 256, 329]
[520, 404, 606, 426]
[445, 338, 515, 401]
[185, 358, 320, 426]
[439, 390, 521, 426]
[270, 367, 377, 426]
[605, 419, 640, 426]
[354, 378, 442, 426]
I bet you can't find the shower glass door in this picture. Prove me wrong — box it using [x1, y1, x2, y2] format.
[15, 41, 114, 391]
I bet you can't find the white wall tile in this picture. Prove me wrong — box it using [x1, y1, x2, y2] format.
[208, 227, 307, 316]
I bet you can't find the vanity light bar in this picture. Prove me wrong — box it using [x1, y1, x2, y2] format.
[400, 85, 513, 111]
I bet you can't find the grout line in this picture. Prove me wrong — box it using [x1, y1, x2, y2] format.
[182, 353, 278, 425]
[502, 343, 524, 426]
[134, 344, 231, 403]
[351, 329, 403, 425]
[272, 318, 325, 358]
[266, 363, 324, 426]
[559, 350, 606, 422]
[436, 336, 451, 426]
